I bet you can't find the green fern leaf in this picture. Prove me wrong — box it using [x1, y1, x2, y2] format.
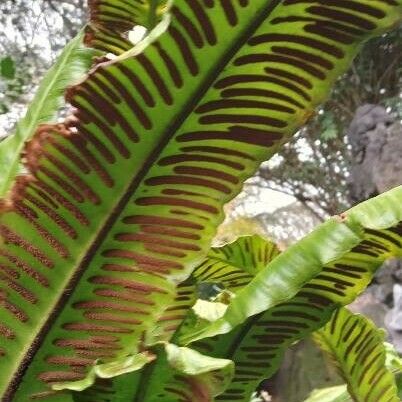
[1, 1, 401, 400]
[313, 308, 399, 402]
[0, 31, 96, 198]
[70, 235, 277, 400]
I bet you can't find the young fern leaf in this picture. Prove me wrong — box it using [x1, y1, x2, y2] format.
[313, 308, 399, 402]
[0, 1, 401, 400]
[0, 31, 96, 198]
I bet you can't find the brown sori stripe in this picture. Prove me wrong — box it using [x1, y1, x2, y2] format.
[174, 165, 239, 184]
[76, 109, 131, 158]
[50, 142, 90, 174]
[168, 25, 199, 76]
[71, 125, 116, 165]
[67, 136, 114, 187]
[123, 215, 204, 230]
[135, 196, 218, 214]
[365, 228, 401, 246]
[234, 53, 326, 79]
[172, 7, 205, 48]
[115, 64, 156, 107]
[158, 153, 246, 170]
[220, 0, 238, 26]
[249, 33, 344, 58]
[34, 181, 89, 225]
[14, 203, 69, 259]
[75, 84, 142, 140]
[116, 233, 200, 252]
[185, 0, 217, 44]
[137, 53, 173, 105]
[154, 43, 184, 88]
[177, 126, 283, 147]
[43, 152, 100, 205]
[181, 145, 256, 160]
[24, 193, 77, 239]
[304, 23, 356, 45]
[272, 45, 334, 70]
[307, 6, 377, 30]
[0, 275, 37, 304]
[196, 98, 295, 114]
[85, 73, 121, 104]
[215, 74, 312, 101]
[199, 113, 287, 128]
[221, 87, 305, 108]
[146, 175, 232, 194]
[95, 68, 152, 131]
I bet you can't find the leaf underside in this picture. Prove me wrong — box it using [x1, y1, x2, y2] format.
[75, 235, 279, 401]
[85, 0, 169, 54]
[313, 308, 399, 402]
[0, 0, 401, 400]
[179, 187, 402, 402]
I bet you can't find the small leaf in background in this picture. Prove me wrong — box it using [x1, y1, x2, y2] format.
[0, 56, 15, 79]
[320, 112, 338, 141]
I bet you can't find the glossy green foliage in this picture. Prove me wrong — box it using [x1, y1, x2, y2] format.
[0, 0, 401, 400]
[313, 308, 399, 402]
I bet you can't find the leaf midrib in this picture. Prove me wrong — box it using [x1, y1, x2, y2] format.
[7, 1, 282, 398]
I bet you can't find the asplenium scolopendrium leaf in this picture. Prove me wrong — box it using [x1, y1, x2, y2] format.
[0, 1, 401, 400]
[313, 308, 399, 402]
[180, 187, 402, 388]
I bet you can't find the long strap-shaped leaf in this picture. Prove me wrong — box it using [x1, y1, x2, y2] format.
[1, 2, 401, 400]
[179, 188, 402, 396]
[313, 308, 399, 402]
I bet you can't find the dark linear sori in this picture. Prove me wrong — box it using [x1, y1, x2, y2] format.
[0, 0, 400, 400]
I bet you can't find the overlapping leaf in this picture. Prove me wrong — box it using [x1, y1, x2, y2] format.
[1, 1, 401, 400]
[71, 235, 279, 400]
[174, 189, 402, 402]
[154, 235, 279, 342]
[181, 187, 402, 344]
[313, 308, 399, 402]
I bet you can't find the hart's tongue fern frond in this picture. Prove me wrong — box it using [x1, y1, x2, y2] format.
[0, 1, 401, 400]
